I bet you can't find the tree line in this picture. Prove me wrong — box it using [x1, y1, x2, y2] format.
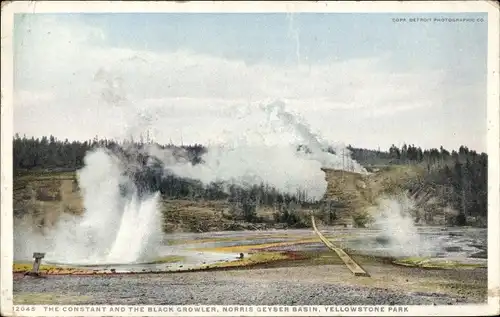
[13, 134, 488, 226]
[13, 134, 318, 226]
[350, 143, 488, 225]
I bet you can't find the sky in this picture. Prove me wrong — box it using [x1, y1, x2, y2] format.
[13, 12, 489, 152]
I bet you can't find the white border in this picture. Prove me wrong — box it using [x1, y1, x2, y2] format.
[1, 1, 499, 316]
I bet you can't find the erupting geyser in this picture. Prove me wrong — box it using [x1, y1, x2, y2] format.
[15, 149, 163, 265]
[14, 100, 367, 265]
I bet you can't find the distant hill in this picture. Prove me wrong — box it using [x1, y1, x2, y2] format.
[13, 135, 488, 232]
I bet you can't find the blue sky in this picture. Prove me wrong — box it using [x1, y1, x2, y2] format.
[13, 12, 489, 152]
[63, 13, 488, 69]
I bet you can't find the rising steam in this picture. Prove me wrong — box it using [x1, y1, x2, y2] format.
[14, 100, 367, 265]
[143, 100, 366, 201]
[369, 195, 437, 257]
[14, 149, 162, 265]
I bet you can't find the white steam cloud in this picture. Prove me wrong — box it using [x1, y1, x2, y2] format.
[369, 196, 436, 257]
[15, 102, 365, 264]
[142, 100, 366, 201]
[14, 149, 162, 265]
[14, 99, 366, 265]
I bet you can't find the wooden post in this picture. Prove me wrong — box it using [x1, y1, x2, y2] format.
[30, 252, 45, 276]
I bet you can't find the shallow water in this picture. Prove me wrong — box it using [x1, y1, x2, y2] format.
[39, 226, 486, 273]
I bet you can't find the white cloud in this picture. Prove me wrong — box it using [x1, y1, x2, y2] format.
[14, 15, 486, 152]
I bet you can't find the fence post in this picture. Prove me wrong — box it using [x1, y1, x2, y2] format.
[28, 252, 45, 276]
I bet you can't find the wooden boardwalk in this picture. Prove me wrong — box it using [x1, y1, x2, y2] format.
[311, 216, 370, 277]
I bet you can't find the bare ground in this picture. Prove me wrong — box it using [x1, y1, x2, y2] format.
[13, 263, 487, 305]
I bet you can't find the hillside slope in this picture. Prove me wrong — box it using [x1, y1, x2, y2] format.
[320, 165, 442, 227]
[13, 165, 460, 233]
